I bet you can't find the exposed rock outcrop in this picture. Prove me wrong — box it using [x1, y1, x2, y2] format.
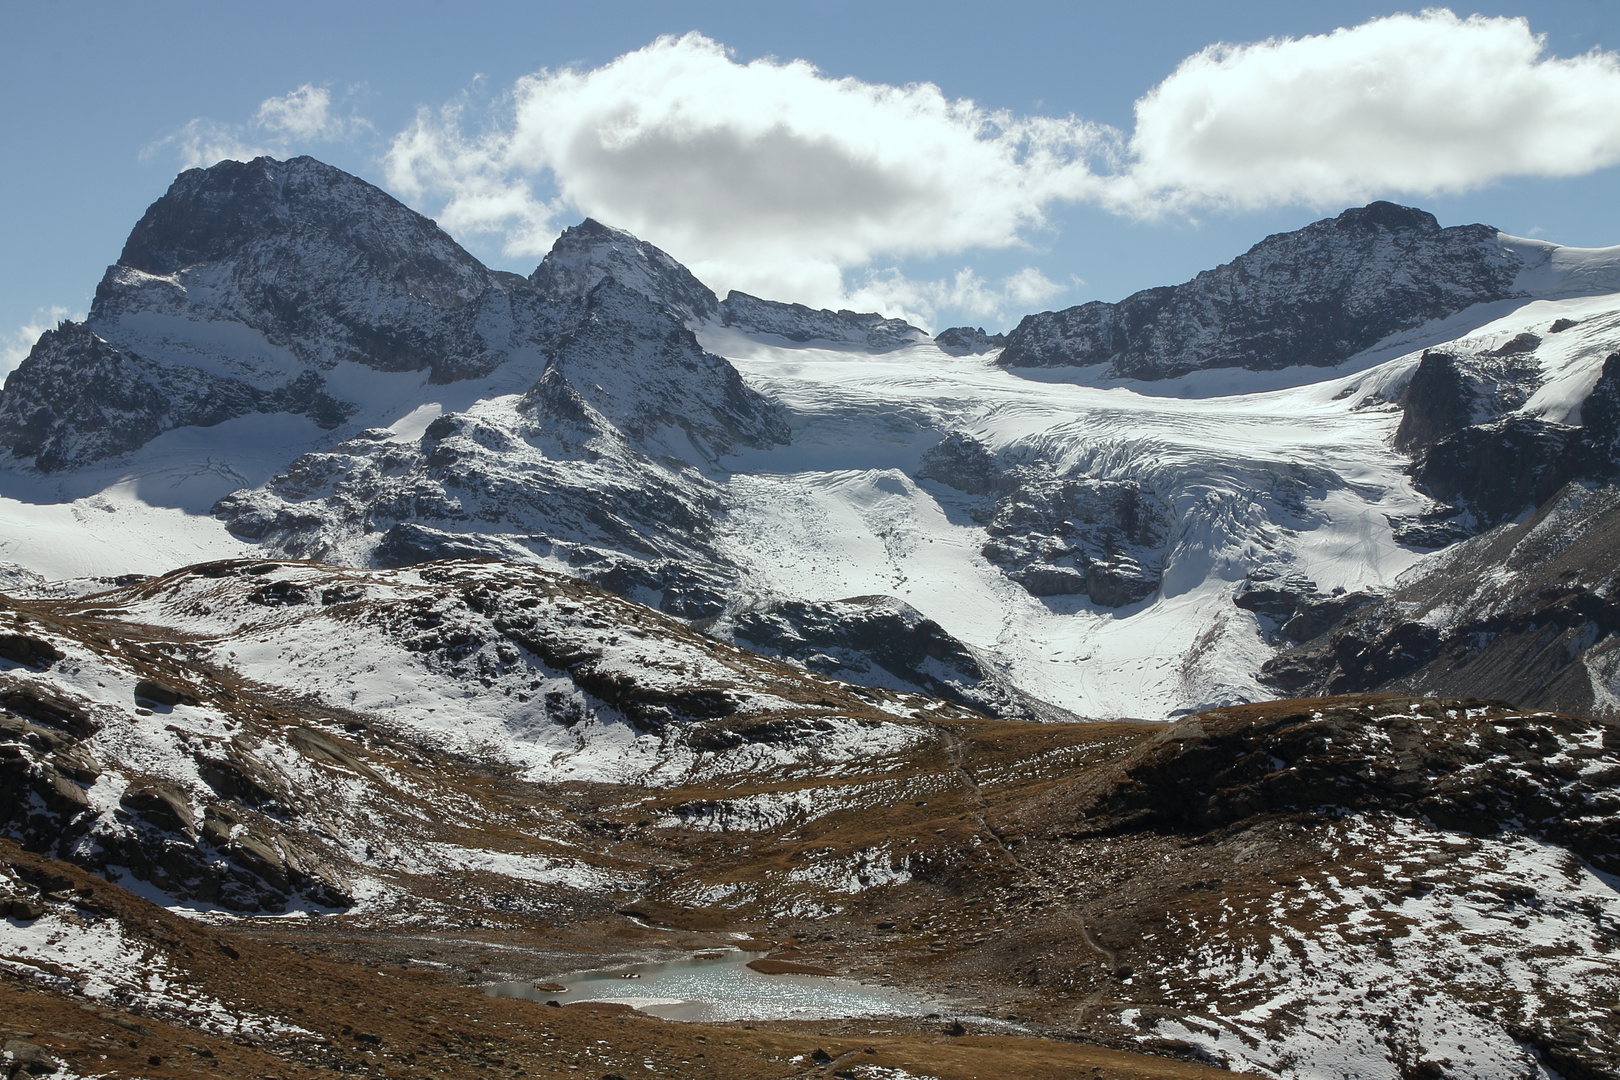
[933, 326, 1006, 355]
[1393, 351, 1620, 536]
[718, 291, 929, 351]
[1263, 481, 1620, 716]
[915, 432, 1010, 498]
[999, 202, 1521, 379]
[1052, 695, 1620, 872]
[0, 322, 353, 472]
[980, 477, 1169, 606]
[711, 594, 1076, 721]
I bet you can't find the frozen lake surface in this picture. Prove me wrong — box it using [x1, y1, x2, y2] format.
[488, 951, 935, 1022]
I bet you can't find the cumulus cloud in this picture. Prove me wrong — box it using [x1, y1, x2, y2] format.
[385, 15, 1620, 318]
[132, 12, 1620, 325]
[255, 84, 345, 141]
[384, 33, 1108, 310]
[147, 84, 368, 171]
[1, 307, 80, 379]
[846, 267, 1068, 329]
[1112, 10, 1620, 212]
[384, 12, 1620, 321]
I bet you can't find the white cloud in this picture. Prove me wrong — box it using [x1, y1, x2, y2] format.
[255, 84, 343, 141]
[384, 33, 1109, 309]
[385, 15, 1620, 320]
[139, 12, 1620, 324]
[148, 84, 367, 171]
[1, 307, 80, 379]
[1112, 10, 1620, 212]
[151, 118, 269, 172]
[845, 266, 1068, 330]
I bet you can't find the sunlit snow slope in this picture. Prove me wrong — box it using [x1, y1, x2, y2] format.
[6, 157, 1620, 719]
[7, 293, 1616, 719]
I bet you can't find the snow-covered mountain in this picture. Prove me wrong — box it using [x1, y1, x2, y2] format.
[5, 155, 1620, 723]
[7, 155, 1620, 1080]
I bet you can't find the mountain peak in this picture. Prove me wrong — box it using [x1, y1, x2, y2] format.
[530, 218, 719, 325]
[114, 156, 487, 305]
[1332, 200, 1442, 235]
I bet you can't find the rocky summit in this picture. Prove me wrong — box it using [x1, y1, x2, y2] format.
[1001, 202, 1560, 379]
[3, 155, 1620, 1080]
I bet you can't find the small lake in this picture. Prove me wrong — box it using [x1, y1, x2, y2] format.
[487, 950, 934, 1023]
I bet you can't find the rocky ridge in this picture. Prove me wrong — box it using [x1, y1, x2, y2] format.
[999, 202, 1524, 379]
[0, 558, 974, 915]
[933, 326, 1007, 355]
[718, 291, 929, 351]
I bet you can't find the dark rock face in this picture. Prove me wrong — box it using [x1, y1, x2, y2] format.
[101, 156, 508, 380]
[999, 202, 1520, 379]
[0, 633, 61, 670]
[0, 323, 353, 472]
[1582, 352, 1620, 458]
[1262, 482, 1620, 717]
[980, 478, 1169, 606]
[1060, 696, 1620, 873]
[714, 595, 1076, 721]
[934, 326, 1007, 355]
[0, 325, 168, 470]
[916, 434, 1168, 606]
[1393, 351, 1620, 536]
[718, 291, 929, 351]
[119, 157, 481, 291]
[1410, 418, 1581, 526]
[372, 523, 515, 569]
[1392, 351, 1474, 453]
[915, 432, 1010, 497]
[1233, 572, 1371, 645]
[0, 675, 344, 912]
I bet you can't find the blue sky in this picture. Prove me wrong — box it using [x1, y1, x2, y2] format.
[5, 0, 1620, 366]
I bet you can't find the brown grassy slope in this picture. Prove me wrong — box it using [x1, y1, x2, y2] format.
[1, 841, 1244, 1080]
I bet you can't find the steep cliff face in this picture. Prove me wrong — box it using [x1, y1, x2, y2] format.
[0, 322, 354, 473]
[1389, 348, 1620, 539]
[1263, 481, 1620, 716]
[93, 155, 536, 383]
[531, 280, 789, 458]
[999, 202, 1522, 378]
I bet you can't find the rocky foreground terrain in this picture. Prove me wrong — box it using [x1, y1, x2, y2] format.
[1, 560, 1617, 1079]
